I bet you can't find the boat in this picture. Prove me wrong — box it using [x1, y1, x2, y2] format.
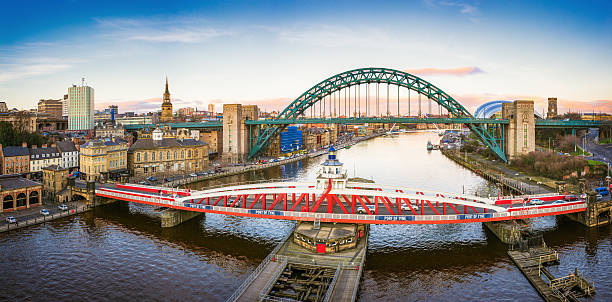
[426, 140, 434, 151]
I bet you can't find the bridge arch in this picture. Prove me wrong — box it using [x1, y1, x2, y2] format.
[249, 67, 506, 161]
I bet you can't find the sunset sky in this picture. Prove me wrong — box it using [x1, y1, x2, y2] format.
[1, 0, 611, 115]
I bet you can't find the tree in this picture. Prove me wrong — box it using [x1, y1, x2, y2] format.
[0, 122, 47, 147]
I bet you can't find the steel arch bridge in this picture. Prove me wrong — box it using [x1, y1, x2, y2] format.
[249, 67, 507, 162]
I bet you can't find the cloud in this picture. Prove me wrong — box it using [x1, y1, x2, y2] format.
[94, 17, 231, 43]
[0, 60, 72, 82]
[404, 66, 483, 77]
[426, 0, 479, 15]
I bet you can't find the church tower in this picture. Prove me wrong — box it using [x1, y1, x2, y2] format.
[160, 77, 173, 123]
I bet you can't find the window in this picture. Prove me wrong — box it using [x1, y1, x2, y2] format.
[137, 153, 141, 161]
[181, 150, 184, 159]
[152, 152, 155, 161]
[144, 152, 148, 161]
[188, 150, 192, 158]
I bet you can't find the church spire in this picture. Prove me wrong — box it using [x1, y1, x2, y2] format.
[163, 76, 171, 103]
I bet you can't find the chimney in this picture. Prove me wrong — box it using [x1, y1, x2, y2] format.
[51, 143, 56, 148]
[42, 144, 48, 148]
[32, 145, 37, 149]
[22, 142, 27, 148]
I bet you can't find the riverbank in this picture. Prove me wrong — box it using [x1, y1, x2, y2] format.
[164, 133, 383, 188]
[441, 149, 556, 196]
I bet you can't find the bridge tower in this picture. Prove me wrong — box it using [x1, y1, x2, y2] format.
[547, 97, 558, 119]
[502, 100, 536, 160]
[222, 104, 259, 163]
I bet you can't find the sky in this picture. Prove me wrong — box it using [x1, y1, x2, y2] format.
[1, 0, 611, 115]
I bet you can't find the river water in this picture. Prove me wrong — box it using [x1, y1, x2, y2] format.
[1, 131, 610, 301]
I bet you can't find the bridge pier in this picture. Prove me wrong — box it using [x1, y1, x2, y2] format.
[161, 208, 204, 228]
[483, 220, 523, 244]
[565, 192, 612, 227]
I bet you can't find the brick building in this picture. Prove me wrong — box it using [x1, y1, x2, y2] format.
[0, 143, 30, 175]
[0, 175, 42, 212]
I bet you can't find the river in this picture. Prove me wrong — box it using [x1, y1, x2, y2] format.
[1, 131, 610, 301]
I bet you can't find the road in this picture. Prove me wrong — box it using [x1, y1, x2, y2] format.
[584, 128, 612, 166]
[0, 201, 82, 227]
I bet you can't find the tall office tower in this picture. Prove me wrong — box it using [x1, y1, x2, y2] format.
[68, 84, 94, 130]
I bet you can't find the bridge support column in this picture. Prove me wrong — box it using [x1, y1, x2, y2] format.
[161, 208, 204, 228]
[483, 220, 522, 244]
[565, 192, 612, 227]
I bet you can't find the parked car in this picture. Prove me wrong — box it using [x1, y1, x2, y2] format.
[58, 204, 69, 211]
[139, 180, 148, 185]
[146, 176, 158, 182]
[164, 177, 172, 182]
[189, 173, 198, 177]
[595, 187, 609, 196]
[5, 216, 16, 224]
[596, 194, 603, 201]
[529, 199, 545, 205]
[356, 205, 376, 214]
[40, 209, 50, 216]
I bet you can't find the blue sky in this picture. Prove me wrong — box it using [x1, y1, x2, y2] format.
[1, 0, 611, 114]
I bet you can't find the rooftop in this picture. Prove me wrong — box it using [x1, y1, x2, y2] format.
[56, 140, 77, 152]
[0, 175, 41, 191]
[2, 146, 29, 157]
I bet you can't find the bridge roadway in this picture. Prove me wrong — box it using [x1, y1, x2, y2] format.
[95, 181, 586, 224]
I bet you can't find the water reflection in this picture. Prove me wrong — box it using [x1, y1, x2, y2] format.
[0, 131, 610, 301]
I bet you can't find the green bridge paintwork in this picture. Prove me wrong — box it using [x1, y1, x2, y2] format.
[123, 121, 222, 130]
[247, 67, 509, 162]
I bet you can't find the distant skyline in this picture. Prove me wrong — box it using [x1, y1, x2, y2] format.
[1, 0, 611, 114]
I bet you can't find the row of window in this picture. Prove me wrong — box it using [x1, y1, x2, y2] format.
[136, 148, 201, 162]
[30, 152, 60, 159]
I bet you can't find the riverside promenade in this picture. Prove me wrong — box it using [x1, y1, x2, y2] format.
[441, 149, 555, 196]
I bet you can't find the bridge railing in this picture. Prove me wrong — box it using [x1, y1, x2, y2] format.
[224, 225, 296, 302]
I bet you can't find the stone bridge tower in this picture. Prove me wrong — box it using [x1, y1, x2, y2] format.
[502, 100, 536, 160]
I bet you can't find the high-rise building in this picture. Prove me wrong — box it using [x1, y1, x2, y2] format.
[68, 84, 94, 130]
[160, 77, 173, 123]
[61, 94, 68, 118]
[37, 99, 63, 118]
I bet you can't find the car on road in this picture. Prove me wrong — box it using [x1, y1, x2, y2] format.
[138, 180, 148, 185]
[189, 173, 198, 177]
[529, 199, 545, 205]
[400, 204, 420, 212]
[5, 216, 16, 224]
[58, 204, 69, 211]
[553, 200, 565, 204]
[146, 176, 158, 182]
[356, 205, 376, 214]
[40, 209, 50, 216]
[564, 195, 580, 201]
[164, 177, 172, 182]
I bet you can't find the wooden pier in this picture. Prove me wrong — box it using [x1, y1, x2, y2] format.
[508, 237, 595, 302]
[227, 223, 367, 302]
